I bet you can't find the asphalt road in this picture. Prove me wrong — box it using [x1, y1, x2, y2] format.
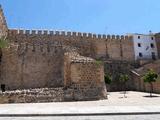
[0, 115, 160, 120]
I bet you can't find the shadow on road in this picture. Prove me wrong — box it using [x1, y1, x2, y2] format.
[143, 95, 159, 98]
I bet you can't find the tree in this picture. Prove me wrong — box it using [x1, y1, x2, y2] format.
[104, 74, 112, 95]
[104, 74, 112, 85]
[143, 69, 158, 97]
[119, 74, 129, 98]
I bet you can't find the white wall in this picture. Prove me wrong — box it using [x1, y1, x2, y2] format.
[133, 34, 158, 60]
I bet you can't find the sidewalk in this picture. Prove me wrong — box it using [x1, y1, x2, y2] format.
[0, 91, 160, 116]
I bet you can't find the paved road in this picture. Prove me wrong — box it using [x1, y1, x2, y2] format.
[0, 91, 160, 119]
[0, 115, 160, 120]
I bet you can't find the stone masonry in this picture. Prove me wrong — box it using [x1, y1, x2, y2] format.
[0, 5, 109, 101]
[0, 5, 160, 103]
[131, 60, 160, 94]
[0, 5, 135, 92]
[64, 52, 107, 100]
[155, 33, 160, 59]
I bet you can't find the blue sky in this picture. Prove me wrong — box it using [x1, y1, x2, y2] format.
[0, 0, 160, 34]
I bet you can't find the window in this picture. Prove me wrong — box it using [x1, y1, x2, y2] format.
[151, 37, 154, 40]
[138, 36, 140, 39]
[138, 43, 141, 47]
[139, 52, 143, 57]
[150, 43, 154, 48]
[110, 65, 112, 68]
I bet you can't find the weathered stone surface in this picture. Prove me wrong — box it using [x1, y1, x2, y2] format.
[0, 88, 64, 103]
[155, 33, 160, 59]
[104, 60, 134, 91]
[0, 6, 7, 37]
[131, 60, 160, 94]
[0, 5, 142, 102]
[0, 44, 64, 90]
[64, 52, 107, 100]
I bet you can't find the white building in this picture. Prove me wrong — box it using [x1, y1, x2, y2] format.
[131, 34, 158, 60]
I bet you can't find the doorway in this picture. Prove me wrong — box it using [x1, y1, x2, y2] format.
[151, 52, 156, 60]
[1, 84, 5, 92]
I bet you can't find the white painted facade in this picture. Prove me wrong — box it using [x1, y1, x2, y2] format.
[131, 34, 158, 60]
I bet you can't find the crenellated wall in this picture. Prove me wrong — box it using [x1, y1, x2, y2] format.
[8, 29, 132, 40]
[7, 29, 135, 61]
[0, 27, 136, 91]
[0, 5, 8, 37]
[1, 4, 160, 101]
[121, 36, 135, 61]
[0, 5, 136, 93]
[7, 29, 96, 58]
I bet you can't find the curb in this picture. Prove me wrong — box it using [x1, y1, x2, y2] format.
[0, 112, 160, 117]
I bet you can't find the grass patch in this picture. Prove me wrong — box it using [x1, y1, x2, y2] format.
[95, 60, 103, 66]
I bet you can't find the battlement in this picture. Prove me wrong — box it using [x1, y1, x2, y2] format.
[0, 5, 8, 36]
[8, 29, 133, 40]
[0, 5, 7, 27]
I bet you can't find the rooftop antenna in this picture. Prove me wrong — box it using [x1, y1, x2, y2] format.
[149, 30, 152, 35]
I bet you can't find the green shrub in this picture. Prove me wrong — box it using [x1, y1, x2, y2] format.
[0, 36, 8, 49]
[95, 60, 102, 66]
[142, 69, 158, 97]
[104, 74, 112, 84]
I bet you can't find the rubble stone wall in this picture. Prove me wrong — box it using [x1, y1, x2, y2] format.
[64, 53, 107, 100]
[0, 88, 64, 103]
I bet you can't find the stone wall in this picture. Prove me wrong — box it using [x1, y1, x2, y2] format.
[0, 51, 108, 103]
[0, 5, 136, 62]
[0, 5, 8, 37]
[131, 73, 160, 94]
[104, 60, 135, 91]
[0, 5, 137, 96]
[155, 33, 160, 59]
[0, 88, 64, 103]
[0, 29, 136, 91]
[7, 29, 135, 62]
[106, 35, 135, 61]
[121, 36, 135, 61]
[131, 60, 160, 93]
[0, 43, 64, 90]
[7, 30, 96, 58]
[107, 36, 122, 60]
[64, 52, 107, 100]
[0, 28, 136, 91]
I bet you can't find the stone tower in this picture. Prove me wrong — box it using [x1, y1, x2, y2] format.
[0, 5, 8, 37]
